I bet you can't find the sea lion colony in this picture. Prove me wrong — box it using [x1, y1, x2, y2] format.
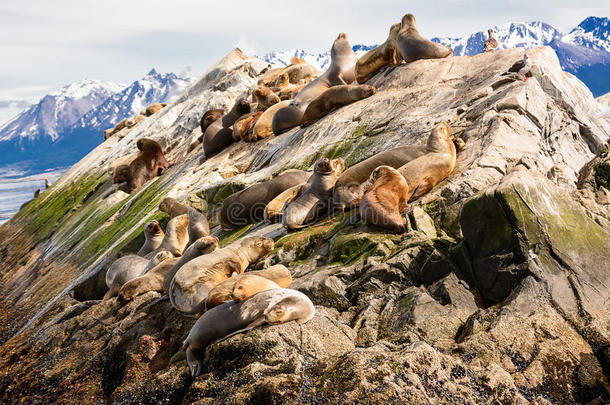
[96, 13, 527, 377]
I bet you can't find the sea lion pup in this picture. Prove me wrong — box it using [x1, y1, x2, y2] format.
[124, 138, 172, 193]
[120, 237, 219, 302]
[146, 214, 190, 258]
[104, 251, 169, 300]
[397, 122, 456, 201]
[264, 183, 307, 222]
[396, 14, 453, 63]
[283, 157, 345, 230]
[484, 28, 498, 52]
[272, 33, 357, 134]
[183, 288, 314, 377]
[360, 166, 409, 233]
[231, 275, 280, 302]
[137, 220, 165, 256]
[169, 236, 274, 314]
[199, 109, 225, 139]
[280, 62, 318, 84]
[143, 102, 167, 116]
[301, 84, 377, 126]
[205, 264, 292, 310]
[233, 111, 264, 142]
[159, 197, 210, 243]
[355, 22, 401, 83]
[250, 100, 291, 141]
[251, 86, 280, 111]
[162, 236, 220, 294]
[203, 98, 251, 156]
[219, 169, 311, 230]
[333, 144, 427, 210]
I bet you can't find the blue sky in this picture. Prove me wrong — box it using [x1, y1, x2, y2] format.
[0, 0, 608, 124]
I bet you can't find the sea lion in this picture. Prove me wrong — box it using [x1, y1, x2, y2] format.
[104, 250, 170, 300]
[146, 214, 190, 258]
[163, 236, 220, 294]
[104, 128, 114, 140]
[484, 29, 498, 53]
[159, 197, 210, 243]
[137, 220, 165, 257]
[360, 166, 409, 232]
[125, 114, 145, 128]
[219, 169, 311, 230]
[396, 14, 453, 63]
[283, 157, 345, 230]
[112, 119, 127, 134]
[280, 62, 318, 84]
[333, 144, 427, 210]
[231, 275, 280, 302]
[264, 183, 307, 223]
[272, 72, 290, 89]
[205, 264, 292, 310]
[109, 152, 139, 175]
[252, 86, 280, 111]
[143, 103, 167, 116]
[355, 22, 401, 83]
[169, 236, 274, 314]
[199, 109, 225, 140]
[258, 66, 284, 87]
[112, 164, 130, 185]
[203, 98, 251, 156]
[397, 122, 456, 201]
[277, 81, 309, 101]
[120, 237, 219, 302]
[124, 138, 171, 193]
[250, 100, 291, 141]
[272, 33, 357, 134]
[301, 84, 377, 126]
[233, 111, 264, 142]
[183, 288, 314, 377]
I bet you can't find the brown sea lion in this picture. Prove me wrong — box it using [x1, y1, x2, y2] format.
[203, 98, 251, 156]
[277, 82, 309, 101]
[120, 237, 218, 302]
[272, 33, 358, 134]
[125, 114, 145, 128]
[104, 250, 170, 300]
[163, 236, 220, 294]
[219, 169, 311, 230]
[143, 103, 167, 116]
[104, 128, 114, 140]
[283, 157, 345, 230]
[258, 66, 284, 87]
[231, 275, 280, 302]
[333, 145, 427, 210]
[281, 62, 318, 84]
[233, 111, 264, 142]
[113, 119, 127, 134]
[272, 73, 290, 89]
[159, 197, 210, 243]
[112, 164, 130, 185]
[124, 138, 171, 193]
[205, 264, 292, 310]
[301, 84, 377, 126]
[109, 152, 138, 175]
[183, 288, 314, 377]
[396, 14, 453, 63]
[250, 100, 291, 141]
[397, 122, 456, 201]
[264, 183, 307, 223]
[252, 86, 280, 111]
[145, 214, 190, 258]
[356, 22, 401, 83]
[360, 166, 409, 233]
[199, 109, 225, 140]
[169, 236, 274, 314]
[137, 220, 165, 257]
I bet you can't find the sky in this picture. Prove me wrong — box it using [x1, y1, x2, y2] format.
[0, 0, 609, 125]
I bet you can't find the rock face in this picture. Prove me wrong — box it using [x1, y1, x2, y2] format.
[0, 46, 609, 404]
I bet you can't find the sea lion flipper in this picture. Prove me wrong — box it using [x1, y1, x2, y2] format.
[409, 179, 433, 202]
[186, 347, 202, 377]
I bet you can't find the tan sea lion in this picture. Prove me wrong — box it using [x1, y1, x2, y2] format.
[272, 33, 358, 134]
[112, 119, 127, 134]
[199, 109, 225, 140]
[205, 264, 292, 310]
[163, 236, 220, 293]
[203, 98, 251, 156]
[397, 122, 456, 201]
[231, 275, 280, 302]
[258, 66, 284, 87]
[355, 22, 401, 83]
[233, 111, 264, 142]
[125, 114, 145, 128]
[252, 86, 280, 110]
[280, 62, 317, 84]
[283, 157, 345, 230]
[333, 144, 427, 210]
[250, 100, 291, 141]
[124, 138, 171, 193]
[137, 220, 165, 257]
[301, 84, 377, 126]
[183, 288, 314, 377]
[159, 197, 210, 243]
[104, 250, 169, 300]
[277, 81, 309, 101]
[396, 14, 453, 63]
[143, 102, 167, 116]
[484, 29, 498, 52]
[120, 237, 218, 302]
[360, 166, 409, 232]
[264, 183, 307, 223]
[169, 236, 274, 314]
[219, 169, 311, 230]
[271, 73, 290, 89]
[104, 128, 114, 140]
[146, 214, 189, 258]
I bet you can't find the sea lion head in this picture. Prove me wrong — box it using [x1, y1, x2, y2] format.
[195, 235, 219, 254]
[264, 296, 306, 325]
[150, 250, 174, 266]
[401, 14, 417, 30]
[145, 220, 163, 237]
[136, 138, 162, 153]
[331, 157, 346, 175]
[389, 22, 401, 38]
[166, 214, 190, 246]
[233, 98, 251, 115]
[336, 32, 348, 41]
[314, 157, 332, 174]
[369, 165, 395, 182]
[331, 33, 353, 59]
[231, 274, 275, 302]
[274, 73, 289, 87]
[427, 122, 453, 153]
[488, 28, 494, 37]
[361, 84, 377, 98]
[201, 109, 224, 132]
[238, 236, 274, 259]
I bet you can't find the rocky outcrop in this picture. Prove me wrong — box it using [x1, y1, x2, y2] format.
[0, 45, 609, 404]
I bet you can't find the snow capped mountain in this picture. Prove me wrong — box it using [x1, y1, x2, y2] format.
[70, 69, 192, 133]
[0, 79, 124, 142]
[563, 17, 610, 52]
[260, 46, 374, 71]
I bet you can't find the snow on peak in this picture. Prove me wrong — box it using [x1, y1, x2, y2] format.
[563, 17, 610, 52]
